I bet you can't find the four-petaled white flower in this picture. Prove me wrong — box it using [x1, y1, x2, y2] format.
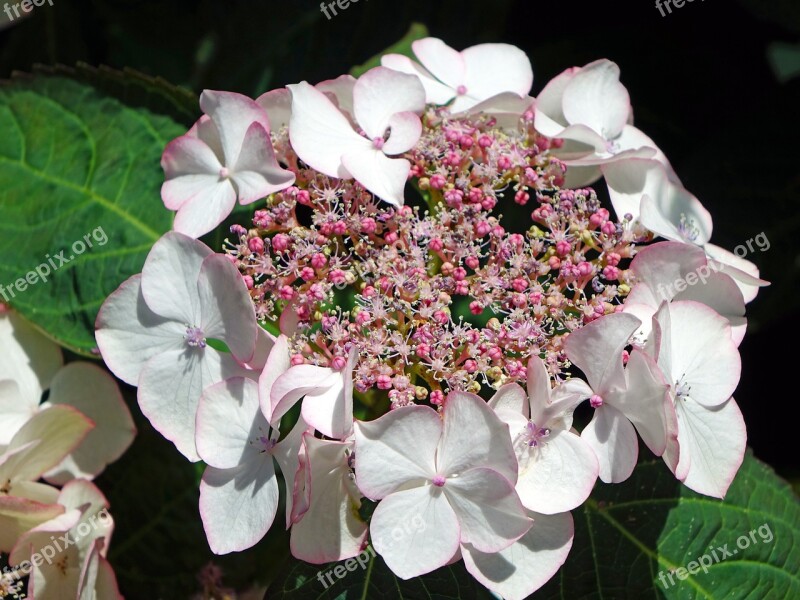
[196, 377, 301, 554]
[565, 312, 674, 483]
[161, 90, 295, 238]
[95, 231, 258, 461]
[354, 391, 530, 579]
[382, 37, 533, 113]
[488, 356, 597, 514]
[647, 301, 745, 498]
[534, 59, 671, 188]
[288, 66, 425, 206]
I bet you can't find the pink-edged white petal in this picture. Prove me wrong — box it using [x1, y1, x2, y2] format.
[488, 383, 529, 419]
[341, 148, 411, 207]
[270, 364, 340, 424]
[459, 43, 533, 112]
[654, 301, 741, 407]
[0, 380, 36, 447]
[515, 429, 598, 514]
[231, 121, 295, 205]
[290, 436, 367, 564]
[639, 186, 713, 246]
[445, 467, 531, 553]
[141, 232, 212, 324]
[199, 458, 279, 554]
[95, 275, 186, 387]
[170, 179, 238, 239]
[42, 362, 136, 483]
[316, 74, 357, 118]
[94, 555, 124, 600]
[465, 92, 534, 130]
[381, 53, 455, 105]
[199, 90, 271, 165]
[608, 349, 672, 456]
[462, 511, 574, 600]
[411, 37, 466, 91]
[565, 312, 640, 394]
[300, 348, 355, 439]
[538, 378, 594, 432]
[370, 484, 459, 579]
[138, 346, 246, 462]
[196, 378, 266, 469]
[562, 60, 630, 141]
[704, 242, 769, 304]
[242, 327, 276, 372]
[534, 67, 578, 137]
[438, 391, 518, 484]
[255, 88, 292, 130]
[352, 67, 425, 140]
[287, 81, 368, 178]
[197, 254, 258, 363]
[260, 334, 292, 423]
[161, 135, 223, 207]
[581, 404, 638, 484]
[672, 397, 746, 498]
[381, 111, 423, 155]
[0, 496, 64, 553]
[0, 405, 94, 485]
[273, 416, 312, 528]
[354, 405, 440, 499]
[0, 311, 62, 405]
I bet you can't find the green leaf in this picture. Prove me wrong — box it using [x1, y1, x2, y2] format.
[349, 23, 429, 78]
[0, 75, 185, 356]
[267, 452, 798, 599]
[32, 63, 200, 127]
[536, 451, 800, 599]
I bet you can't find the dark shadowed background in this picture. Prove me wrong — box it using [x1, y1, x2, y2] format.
[2, 0, 797, 597]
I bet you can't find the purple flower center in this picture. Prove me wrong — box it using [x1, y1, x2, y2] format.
[185, 326, 207, 348]
[432, 475, 447, 487]
[456, 85, 468, 96]
[524, 422, 550, 448]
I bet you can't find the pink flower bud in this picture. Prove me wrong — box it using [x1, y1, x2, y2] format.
[272, 233, 290, 252]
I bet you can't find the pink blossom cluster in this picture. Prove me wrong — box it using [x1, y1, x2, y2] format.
[95, 37, 767, 599]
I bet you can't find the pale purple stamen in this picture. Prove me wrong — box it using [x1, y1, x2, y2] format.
[590, 394, 604, 408]
[524, 422, 550, 448]
[432, 475, 446, 487]
[185, 326, 207, 348]
[456, 85, 468, 96]
[678, 214, 700, 242]
[373, 137, 385, 150]
[219, 167, 230, 179]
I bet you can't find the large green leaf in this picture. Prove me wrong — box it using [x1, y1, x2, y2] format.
[0, 75, 185, 355]
[537, 451, 799, 599]
[268, 452, 799, 599]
